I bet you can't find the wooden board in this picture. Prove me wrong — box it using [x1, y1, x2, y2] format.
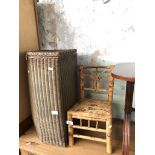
[19, 0, 40, 123]
[19, 119, 135, 155]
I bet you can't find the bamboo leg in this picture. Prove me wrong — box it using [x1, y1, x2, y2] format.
[88, 120, 90, 127]
[96, 121, 98, 129]
[67, 113, 74, 146]
[80, 119, 82, 126]
[106, 119, 112, 154]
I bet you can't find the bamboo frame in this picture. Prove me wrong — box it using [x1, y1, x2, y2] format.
[96, 121, 99, 128]
[80, 119, 82, 126]
[73, 124, 106, 133]
[67, 65, 115, 153]
[84, 87, 107, 92]
[72, 116, 108, 122]
[83, 66, 110, 69]
[79, 65, 114, 99]
[73, 134, 106, 143]
[106, 119, 112, 153]
[108, 65, 115, 103]
[71, 118, 107, 142]
[88, 120, 90, 127]
[67, 112, 74, 146]
[72, 118, 106, 132]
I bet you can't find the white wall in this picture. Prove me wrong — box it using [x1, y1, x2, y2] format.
[37, 0, 135, 120]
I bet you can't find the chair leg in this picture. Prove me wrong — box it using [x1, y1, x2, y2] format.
[106, 119, 112, 153]
[67, 112, 74, 146]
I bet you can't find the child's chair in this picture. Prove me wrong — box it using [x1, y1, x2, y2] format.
[67, 65, 115, 153]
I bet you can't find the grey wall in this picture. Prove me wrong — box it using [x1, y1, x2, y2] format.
[37, 0, 135, 121]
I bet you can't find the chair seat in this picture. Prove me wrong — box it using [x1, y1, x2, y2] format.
[68, 98, 112, 121]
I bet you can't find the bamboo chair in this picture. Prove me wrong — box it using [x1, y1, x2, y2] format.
[67, 65, 115, 153]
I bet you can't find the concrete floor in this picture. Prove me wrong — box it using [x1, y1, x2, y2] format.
[19, 119, 135, 155]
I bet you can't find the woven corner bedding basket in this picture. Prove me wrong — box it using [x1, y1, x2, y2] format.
[26, 49, 77, 146]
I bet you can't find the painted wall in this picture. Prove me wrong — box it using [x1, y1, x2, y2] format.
[19, 0, 40, 123]
[37, 0, 135, 120]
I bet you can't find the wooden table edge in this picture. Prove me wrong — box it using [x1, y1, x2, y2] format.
[111, 73, 135, 82]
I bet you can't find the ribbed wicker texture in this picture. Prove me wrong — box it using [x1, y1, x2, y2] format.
[26, 50, 77, 146]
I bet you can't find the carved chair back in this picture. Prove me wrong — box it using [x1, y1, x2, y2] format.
[79, 65, 115, 102]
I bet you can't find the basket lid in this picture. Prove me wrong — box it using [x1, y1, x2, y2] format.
[26, 49, 77, 59]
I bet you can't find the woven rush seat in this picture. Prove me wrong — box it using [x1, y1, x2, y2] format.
[68, 98, 112, 121]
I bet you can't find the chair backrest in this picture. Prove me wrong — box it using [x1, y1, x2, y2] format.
[79, 65, 115, 102]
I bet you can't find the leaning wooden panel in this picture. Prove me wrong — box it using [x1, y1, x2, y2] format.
[27, 50, 77, 146]
[19, 0, 40, 124]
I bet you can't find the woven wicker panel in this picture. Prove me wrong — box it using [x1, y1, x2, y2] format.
[27, 50, 77, 146]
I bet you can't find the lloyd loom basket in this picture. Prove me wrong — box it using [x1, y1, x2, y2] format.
[26, 49, 77, 146]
